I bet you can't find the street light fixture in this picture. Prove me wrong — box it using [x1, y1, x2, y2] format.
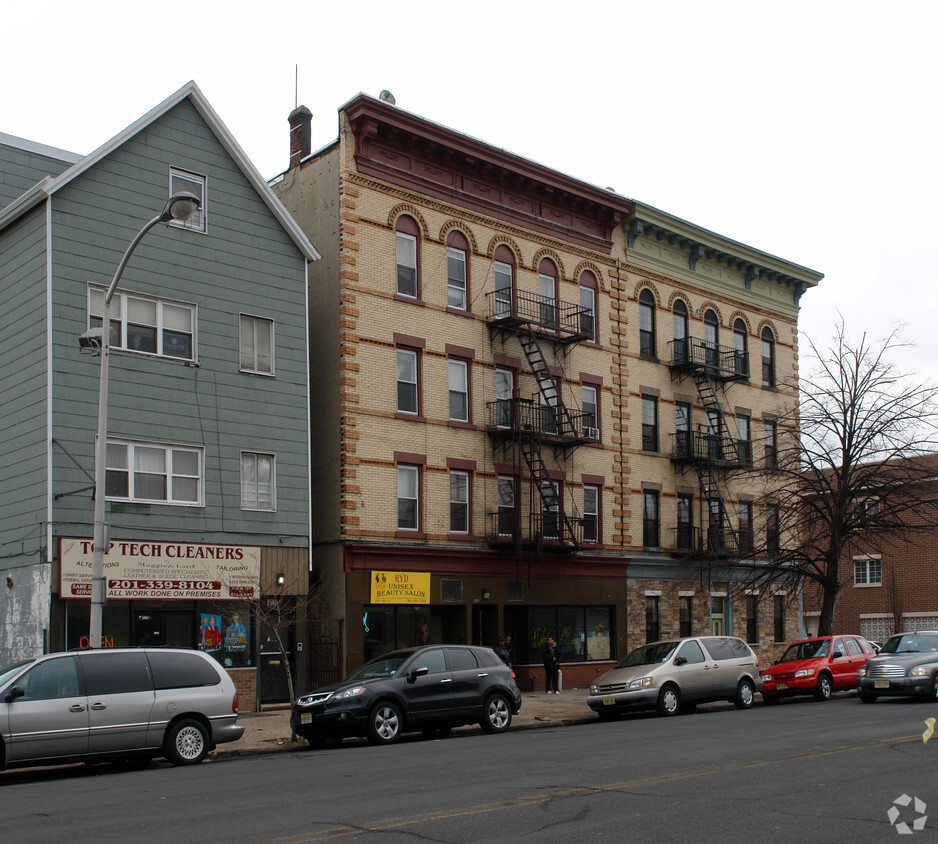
[86, 192, 201, 649]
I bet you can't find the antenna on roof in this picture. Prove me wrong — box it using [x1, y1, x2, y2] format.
[295, 65, 298, 110]
[379, 90, 396, 105]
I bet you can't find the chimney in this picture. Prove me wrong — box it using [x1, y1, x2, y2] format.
[288, 105, 312, 170]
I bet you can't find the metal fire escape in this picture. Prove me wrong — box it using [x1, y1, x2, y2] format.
[669, 336, 751, 557]
[485, 288, 593, 551]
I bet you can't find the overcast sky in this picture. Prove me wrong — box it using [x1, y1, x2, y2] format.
[4, 1, 936, 382]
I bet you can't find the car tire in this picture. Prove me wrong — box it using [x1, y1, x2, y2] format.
[421, 726, 452, 740]
[164, 719, 209, 766]
[734, 679, 755, 710]
[367, 701, 403, 745]
[762, 693, 780, 706]
[656, 684, 681, 716]
[480, 693, 512, 733]
[859, 692, 877, 703]
[814, 672, 833, 702]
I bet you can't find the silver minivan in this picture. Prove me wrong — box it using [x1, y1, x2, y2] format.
[0, 648, 243, 770]
[588, 636, 763, 717]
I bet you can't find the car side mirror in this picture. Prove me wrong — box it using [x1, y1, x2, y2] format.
[831, 651, 843, 660]
[408, 666, 429, 683]
[5, 685, 25, 702]
[674, 656, 687, 666]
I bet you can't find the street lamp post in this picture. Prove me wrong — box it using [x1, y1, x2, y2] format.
[85, 192, 201, 648]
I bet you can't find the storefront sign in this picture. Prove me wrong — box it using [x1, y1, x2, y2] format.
[59, 538, 261, 601]
[369, 570, 430, 604]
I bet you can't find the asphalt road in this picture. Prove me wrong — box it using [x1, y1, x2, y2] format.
[2, 694, 936, 842]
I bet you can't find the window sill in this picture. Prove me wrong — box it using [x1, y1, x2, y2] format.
[396, 530, 427, 539]
[446, 307, 477, 318]
[853, 582, 883, 588]
[447, 533, 482, 541]
[581, 340, 603, 350]
[394, 294, 426, 306]
[639, 353, 660, 363]
[447, 420, 476, 430]
[396, 412, 427, 423]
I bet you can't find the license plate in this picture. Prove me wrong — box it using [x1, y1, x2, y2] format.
[301, 713, 312, 724]
[603, 696, 616, 706]
[874, 679, 890, 689]
[776, 683, 788, 690]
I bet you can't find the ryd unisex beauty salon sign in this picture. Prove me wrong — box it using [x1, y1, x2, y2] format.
[60, 537, 261, 601]
[369, 570, 431, 604]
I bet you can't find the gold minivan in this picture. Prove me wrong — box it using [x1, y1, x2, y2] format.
[588, 636, 763, 718]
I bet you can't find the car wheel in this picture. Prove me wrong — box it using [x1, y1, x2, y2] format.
[367, 701, 403, 745]
[421, 726, 452, 740]
[762, 693, 780, 706]
[481, 693, 512, 733]
[656, 684, 681, 716]
[164, 719, 209, 766]
[859, 692, 877, 703]
[734, 679, 755, 709]
[814, 672, 833, 702]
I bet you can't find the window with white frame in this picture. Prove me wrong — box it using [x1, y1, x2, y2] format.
[497, 475, 515, 536]
[449, 359, 469, 421]
[447, 246, 467, 309]
[240, 314, 274, 375]
[397, 349, 419, 414]
[169, 168, 205, 232]
[89, 287, 195, 361]
[397, 465, 419, 530]
[396, 232, 417, 297]
[854, 555, 882, 585]
[105, 440, 202, 505]
[241, 452, 275, 510]
[579, 283, 596, 341]
[450, 470, 469, 534]
[582, 384, 598, 439]
[583, 484, 599, 543]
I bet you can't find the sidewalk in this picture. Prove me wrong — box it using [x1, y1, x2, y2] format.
[215, 687, 595, 757]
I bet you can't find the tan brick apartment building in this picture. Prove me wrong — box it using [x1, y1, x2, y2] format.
[273, 95, 822, 686]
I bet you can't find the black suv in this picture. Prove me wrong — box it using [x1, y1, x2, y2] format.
[856, 630, 938, 702]
[291, 645, 522, 747]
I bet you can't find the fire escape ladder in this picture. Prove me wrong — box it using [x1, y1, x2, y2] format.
[518, 427, 579, 548]
[517, 328, 577, 438]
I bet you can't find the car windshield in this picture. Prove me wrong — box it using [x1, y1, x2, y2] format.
[0, 659, 34, 687]
[780, 639, 831, 662]
[344, 654, 409, 681]
[879, 633, 938, 654]
[616, 641, 680, 668]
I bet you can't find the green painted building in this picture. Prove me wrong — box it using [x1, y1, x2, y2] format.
[0, 82, 319, 708]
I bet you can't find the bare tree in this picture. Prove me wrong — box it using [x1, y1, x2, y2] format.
[745, 322, 938, 635]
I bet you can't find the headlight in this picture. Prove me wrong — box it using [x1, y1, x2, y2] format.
[590, 684, 600, 694]
[332, 686, 366, 700]
[856, 666, 867, 678]
[762, 674, 773, 683]
[628, 677, 654, 690]
[794, 668, 815, 678]
[910, 664, 938, 677]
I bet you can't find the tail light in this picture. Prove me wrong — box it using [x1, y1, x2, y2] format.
[511, 671, 517, 680]
[232, 691, 240, 714]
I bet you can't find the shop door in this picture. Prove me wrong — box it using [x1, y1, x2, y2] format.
[259, 623, 294, 705]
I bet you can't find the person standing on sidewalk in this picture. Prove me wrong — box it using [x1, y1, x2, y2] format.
[541, 635, 561, 693]
[493, 636, 510, 665]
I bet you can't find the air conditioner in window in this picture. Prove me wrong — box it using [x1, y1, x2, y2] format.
[583, 426, 600, 441]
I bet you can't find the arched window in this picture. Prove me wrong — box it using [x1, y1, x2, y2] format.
[761, 327, 776, 388]
[704, 309, 719, 368]
[395, 215, 420, 298]
[446, 230, 469, 310]
[493, 244, 515, 319]
[639, 289, 656, 358]
[538, 258, 558, 331]
[733, 319, 748, 377]
[672, 299, 688, 363]
[579, 270, 598, 342]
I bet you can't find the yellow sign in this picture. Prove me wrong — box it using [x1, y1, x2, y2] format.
[370, 570, 430, 604]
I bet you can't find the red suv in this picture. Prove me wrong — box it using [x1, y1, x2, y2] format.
[761, 635, 875, 704]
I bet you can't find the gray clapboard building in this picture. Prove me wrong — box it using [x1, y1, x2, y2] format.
[0, 82, 319, 708]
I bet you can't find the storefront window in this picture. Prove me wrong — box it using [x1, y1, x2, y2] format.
[506, 605, 613, 663]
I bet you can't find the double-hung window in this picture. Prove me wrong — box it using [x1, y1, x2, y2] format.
[582, 385, 598, 440]
[169, 168, 205, 232]
[854, 555, 882, 585]
[641, 395, 658, 452]
[395, 216, 420, 298]
[579, 277, 596, 341]
[397, 349, 419, 414]
[448, 359, 469, 422]
[764, 420, 778, 470]
[583, 485, 599, 543]
[736, 415, 751, 465]
[762, 327, 776, 387]
[106, 440, 202, 505]
[241, 452, 275, 510]
[240, 315, 274, 375]
[677, 493, 693, 550]
[449, 470, 469, 534]
[643, 490, 660, 547]
[497, 475, 515, 536]
[397, 465, 419, 531]
[447, 246, 467, 309]
[90, 287, 195, 361]
[639, 289, 656, 357]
